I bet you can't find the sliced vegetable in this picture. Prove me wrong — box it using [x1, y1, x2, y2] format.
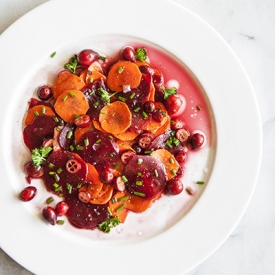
[24, 105, 55, 125]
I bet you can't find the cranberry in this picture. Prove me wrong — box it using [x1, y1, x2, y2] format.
[139, 65, 154, 75]
[55, 201, 69, 216]
[121, 150, 135, 164]
[74, 114, 90, 128]
[37, 85, 53, 101]
[77, 49, 99, 67]
[143, 101, 156, 113]
[42, 206, 57, 225]
[171, 118, 184, 130]
[166, 176, 184, 195]
[114, 176, 126, 192]
[137, 132, 155, 149]
[175, 128, 190, 143]
[152, 71, 164, 86]
[78, 190, 91, 203]
[100, 169, 114, 184]
[152, 109, 165, 122]
[131, 144, 143, 154]
[66, 159, 81, 174]
[190, 133, 205, 149]
[121, 46, 136, 62]
[165, 94, 183, 115]
[176, 152, 187, 164]
[24, 161, 44, 178]
[19, 186, 37, 201]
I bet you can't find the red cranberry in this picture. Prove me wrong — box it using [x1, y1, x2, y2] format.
[165, 94, 183, 115]
[77, 49, 99, 67]
[78, 190, 91, 203]
[143, 101, 156, 113]
[114, 176, 126, 192]
[137, 132, 154, 149]
[42, 206, 57, 225]
[66, 159, 81, 174]
[37, 85, 53, 101]
[74, 114, 90, 128]
[171, 118, 184, 130]
[166, 176, 184, 195]
[24, 161, 44, 178]
[176, 128, 190, 143]
[121, 46, 136, 62]
[19, 186, 37, 201]
[152, 71, 164, 86]
[55, 201, 69, 216]
[152, 109, 165, 122]
[176, 152, 187, 164]
[100, 169, 114, 184]
[139, 65, 154, 75]
[131, 144, 142, 154]
[121, 150, 135, 164]
[190, 133, 205, 149]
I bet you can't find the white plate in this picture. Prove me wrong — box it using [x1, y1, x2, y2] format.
[0, 0, 262, 274]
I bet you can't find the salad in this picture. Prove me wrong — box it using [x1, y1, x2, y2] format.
[20, 45, 207, 233]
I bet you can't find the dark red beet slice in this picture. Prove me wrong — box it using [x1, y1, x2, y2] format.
[23, 115, 59, 151]
[43, 151, 87, 195]
[58, 123, 76, 150]
[65, 192, 109, 230]
[77, 131, 120, 168]
[124, 155, 167, 199]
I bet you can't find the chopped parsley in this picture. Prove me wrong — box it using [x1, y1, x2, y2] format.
[98, 216, 120, 233]
[31, 147, 52, 167]
[135, 47, 147, 62]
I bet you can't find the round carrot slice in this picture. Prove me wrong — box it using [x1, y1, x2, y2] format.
[99, 101, 132, 135]
[53, 71, 85, 99]
[54, 90, 89, 123]
[107, 60, 142, 92]
[24, 105, 56, 125]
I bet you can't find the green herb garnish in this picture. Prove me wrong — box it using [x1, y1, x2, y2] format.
[64, 55, 79, 74]
[31, 147, 52, 167]
[98, 216, 121, 233]
[163, 87, 177, 100]
[136, 47, 147, 62]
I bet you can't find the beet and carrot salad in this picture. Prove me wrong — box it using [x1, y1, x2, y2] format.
[19, 46, 206, 233]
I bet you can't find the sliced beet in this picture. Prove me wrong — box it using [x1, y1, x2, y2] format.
[58, 123, 76, 150]
[77, 131, 120, 168]
[23, 115, 59, 151]
[124, 155, 167, 199]
[43, 150, 87, 195]
[65, 192, 109, 230]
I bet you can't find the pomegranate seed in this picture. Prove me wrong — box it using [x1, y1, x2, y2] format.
[166, 176, 184, 195]
[190, 133, 205, 149]
[121, 46, 136, 62]
[55, 201, 69, 216]
[121, 150, 135, 164]
[78, 190, 91, 203]
[100, 169, 114, 184]
[65, 159, 81, 174]
[19, 186, 37, 201]
[175, 128, 190, 143]
[171, 118, 184, 130]
[42, 206, 57, 225]
[114, 176, 126, 192]
[37, 85, 53, 101]
[74, 114, 90, 128]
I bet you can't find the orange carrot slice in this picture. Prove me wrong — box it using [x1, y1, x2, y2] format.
[146, 102, 168, 131]
[80, 69, 106, 84]
[117, 140, 136, 152]
[24, 105, 55, 125]
[107, 60, 142, 92]
[74, 122, 94, 143]
[152, 116, 171, 137]
[53, 71, 85, 99]
[99, 101, 132, 135]
[151, 149, 179, 180]
[109, 191, 129, 223]
[86, 163, 103, 198]
[90, 184, 113, 205]
[92, 119, 107, 133]
[54, 90, 89, 123]
[112, 130, 139, 141]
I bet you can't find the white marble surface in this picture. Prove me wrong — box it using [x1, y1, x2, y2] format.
[0, 0, 274, 274]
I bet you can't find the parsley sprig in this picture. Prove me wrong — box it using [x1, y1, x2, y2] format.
[135, 47, 147, 62]
[98, 88, 117, 104]
[64, 55, 79, 74]
[98, 216, 120, 233]
[31, 147, 52, 167]
[163, 87, 177, 100]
